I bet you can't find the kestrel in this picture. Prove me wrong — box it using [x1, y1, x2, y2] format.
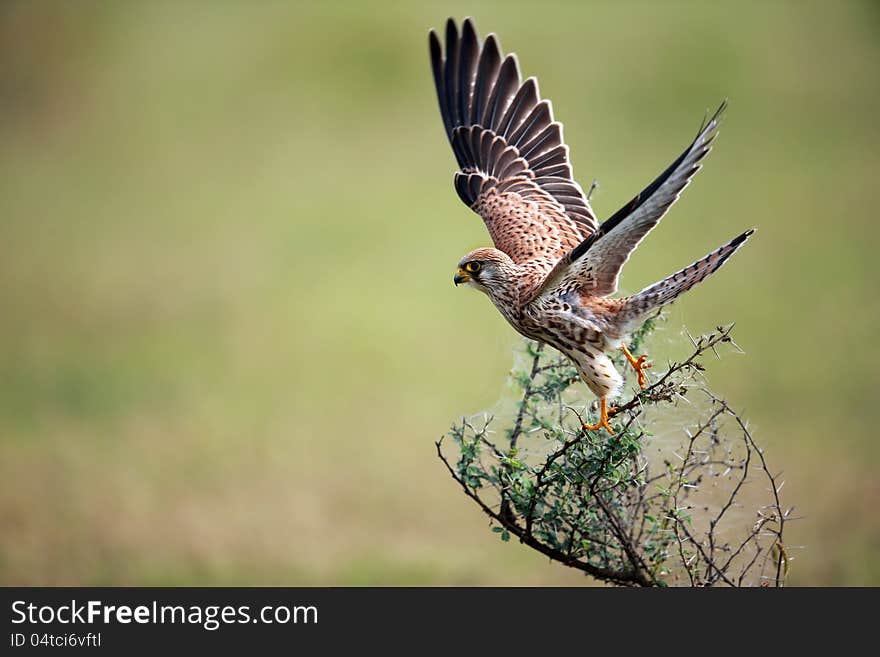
[429, 18, 754, 433]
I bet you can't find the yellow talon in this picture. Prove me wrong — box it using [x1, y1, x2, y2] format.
[621, 344, 652, 389]
[582, 398, 616, 435]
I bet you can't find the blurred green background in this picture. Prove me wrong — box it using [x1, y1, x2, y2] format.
[1, 0, 878, 586]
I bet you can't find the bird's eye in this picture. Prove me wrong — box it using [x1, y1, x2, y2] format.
[466, 261, 482, 273]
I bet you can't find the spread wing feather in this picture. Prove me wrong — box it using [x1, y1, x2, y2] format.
[429, 18, 598, 267]
[535, 102, 728, 299]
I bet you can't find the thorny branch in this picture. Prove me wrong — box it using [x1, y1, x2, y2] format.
[436, 321, 792, 587]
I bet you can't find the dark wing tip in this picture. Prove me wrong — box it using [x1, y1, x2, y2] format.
[711, 99, 728, 127]
[729, 227, 755, 249]
[444, 17, 459, 49]
[429, 29, 441, 59]
[698, 99, 729, 136]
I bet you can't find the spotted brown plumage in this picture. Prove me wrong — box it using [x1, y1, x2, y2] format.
[429, 18, 597, 275]
[433, 18, 755, 433]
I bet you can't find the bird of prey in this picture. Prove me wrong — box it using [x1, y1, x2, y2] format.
[429, 18, 754, 434]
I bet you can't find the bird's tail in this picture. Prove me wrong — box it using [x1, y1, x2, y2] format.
[620, 228, 755, 327]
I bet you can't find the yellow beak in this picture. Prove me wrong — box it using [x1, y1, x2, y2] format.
[454, 268, 471, 286]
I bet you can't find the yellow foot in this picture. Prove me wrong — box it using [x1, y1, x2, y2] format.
[621, 344, 652, 389]
[581, 398, 617, 435]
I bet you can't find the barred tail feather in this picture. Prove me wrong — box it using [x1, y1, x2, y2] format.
[622, 229, 755, 325]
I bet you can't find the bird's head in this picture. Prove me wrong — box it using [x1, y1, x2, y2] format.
[453, 248, 516, 296]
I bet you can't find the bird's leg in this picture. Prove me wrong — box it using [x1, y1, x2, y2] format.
[581, 397, 616, 435]
[621, 344, 652, 389]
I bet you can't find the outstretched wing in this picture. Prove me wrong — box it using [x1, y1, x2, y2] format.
[535, 102, 727, 299]
[429, 18, 598, 267]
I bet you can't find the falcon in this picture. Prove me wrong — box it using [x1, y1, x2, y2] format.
[429, 18, 754, 434]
